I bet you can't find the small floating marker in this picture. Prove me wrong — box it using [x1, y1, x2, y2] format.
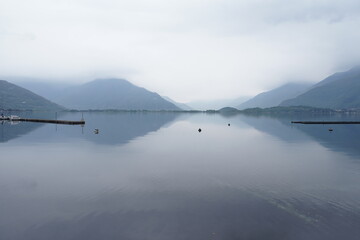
[94, 129, 99, 134]
[198, 128, 202, 133]
[328, 128, 333, 132]
[228, 123, 230, 126]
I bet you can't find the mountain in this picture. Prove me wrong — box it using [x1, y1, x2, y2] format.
[237, 82, 311, 110]
[162, 96, 192, 110]
[56, 78, 180, 110]
[0, 80, 64, 111]
[280, 67, 360, 109]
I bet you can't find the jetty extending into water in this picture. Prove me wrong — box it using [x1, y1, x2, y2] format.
[0, 117, 85, 125]
[292, 121, 360, 124]
[19, 118, 85, 125]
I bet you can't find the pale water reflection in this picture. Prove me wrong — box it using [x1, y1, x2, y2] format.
[0, 112, 360, 240]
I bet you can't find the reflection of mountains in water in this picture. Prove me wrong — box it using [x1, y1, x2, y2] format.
[0, 112, 182, 145]
[0, 111, 59, 143]
[79, 112, 180, 145]
[227, 114, 310, 143]
[292, 122, 360, 159]
[235, 113, 360, 159]
[0, 121, 41, 143]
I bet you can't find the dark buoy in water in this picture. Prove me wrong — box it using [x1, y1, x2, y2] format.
[198, 128, 202, 132]
[328, 128, 333, 132]
[228, 123, 230, 126]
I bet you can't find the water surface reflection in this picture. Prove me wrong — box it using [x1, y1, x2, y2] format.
[0, 112, 360, 240]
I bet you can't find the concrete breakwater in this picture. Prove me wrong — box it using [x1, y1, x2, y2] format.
[291, 121, 360, 124]
[1, 117, 85, 125]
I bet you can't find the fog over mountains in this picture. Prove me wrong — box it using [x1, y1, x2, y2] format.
[235, 66, 360, 110]
[13, 78, 181, 111]
[2, 66, 360, 111]
[280, 66, 360, 109]
[52, 79, 180, 110]
[237, 83, 311, 110]
[0, 78, 182, 111]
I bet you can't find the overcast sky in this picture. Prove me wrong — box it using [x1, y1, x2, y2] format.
[1, 0, 360, 101]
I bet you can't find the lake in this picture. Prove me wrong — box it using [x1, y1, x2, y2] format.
[1, 112, 360, 240]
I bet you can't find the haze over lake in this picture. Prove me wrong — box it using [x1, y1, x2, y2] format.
[1, 112, 360, 240]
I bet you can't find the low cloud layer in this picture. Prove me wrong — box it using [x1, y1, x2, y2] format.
[1, 0, 360, 101]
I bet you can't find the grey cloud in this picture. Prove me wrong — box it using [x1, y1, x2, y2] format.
[1, 0, 360, 101]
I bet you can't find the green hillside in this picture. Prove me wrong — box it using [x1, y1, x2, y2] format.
[280, 67, 360, 109]
[0, 80, 64, 111]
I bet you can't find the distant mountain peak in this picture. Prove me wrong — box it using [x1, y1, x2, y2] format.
[56, 78, 180, 111]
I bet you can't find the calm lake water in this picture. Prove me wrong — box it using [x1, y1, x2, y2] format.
[1, 112, 360, 240]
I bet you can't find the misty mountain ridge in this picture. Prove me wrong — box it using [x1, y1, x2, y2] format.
[237, 82, 311, 110]
[55, 78, 180, 111]
[0, 80, 64, 111]
[5, 65, 360, 111]
[280, 66, 360, 109]
[313, 65, 360, 88]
